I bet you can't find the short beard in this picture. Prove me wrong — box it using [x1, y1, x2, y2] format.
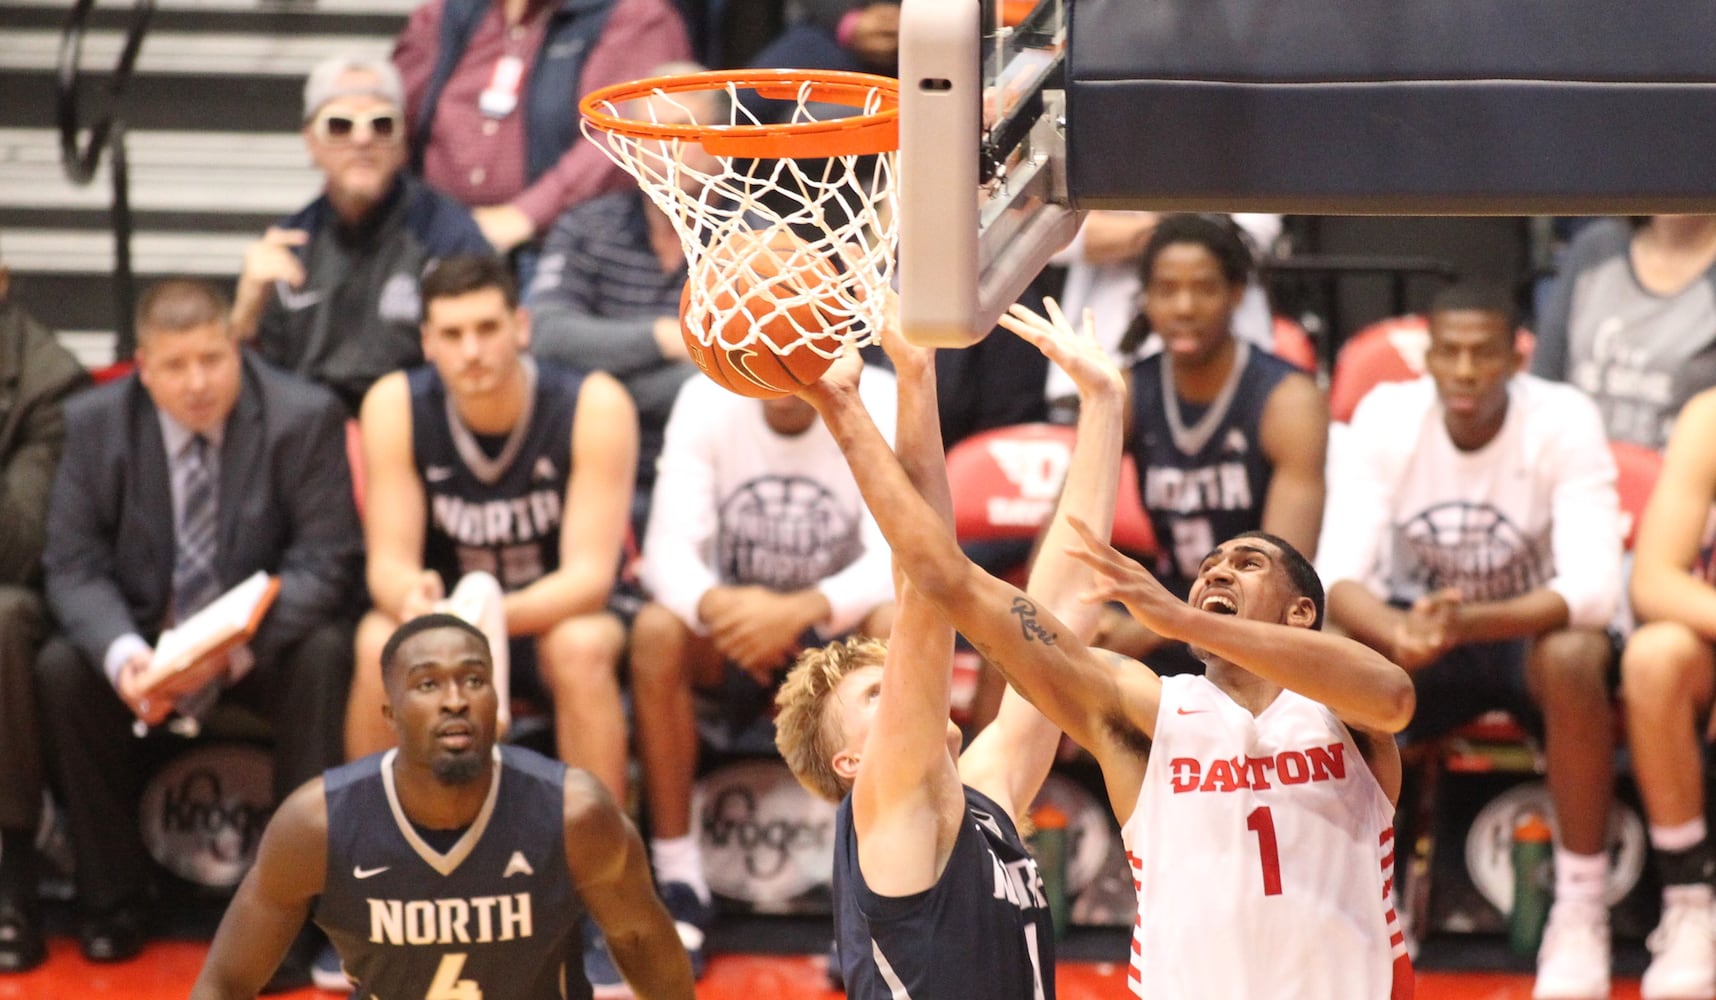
[431, 750, 486, 786]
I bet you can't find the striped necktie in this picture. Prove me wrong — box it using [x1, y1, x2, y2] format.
[172, 434, 220, 622]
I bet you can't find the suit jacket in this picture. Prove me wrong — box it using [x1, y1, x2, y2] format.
[0, 302, 90, 587]
[43, 353, 363, 671]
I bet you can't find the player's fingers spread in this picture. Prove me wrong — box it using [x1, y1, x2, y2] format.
[1042, 295, 1070, 332]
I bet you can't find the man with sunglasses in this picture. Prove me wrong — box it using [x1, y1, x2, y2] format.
[231, 56, 492, 416]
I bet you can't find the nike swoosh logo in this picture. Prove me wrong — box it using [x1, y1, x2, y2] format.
[425, 466, 454, 483]
[1176, 707, 1209, 716]
[353, 865, 390, 879]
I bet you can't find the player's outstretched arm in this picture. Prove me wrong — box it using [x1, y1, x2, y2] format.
[505, 371, 637, 634]
[801, 353, 1159, 811]
[960, 300, 1131, 820]
[189, 780, 327, 1000]
[848, 308, 966, 898]
[1069, 519, 1415, 734]
[562, 770, 694, 1000]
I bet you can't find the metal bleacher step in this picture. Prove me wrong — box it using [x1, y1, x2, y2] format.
[0, 128, 321, 214]
[0, 29, 392, 77]
[0, 0, 406, 356]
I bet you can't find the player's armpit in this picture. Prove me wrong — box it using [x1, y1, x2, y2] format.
[1345, 722, 1404, 806]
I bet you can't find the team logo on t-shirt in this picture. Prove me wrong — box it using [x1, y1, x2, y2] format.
[716, 476, 861, 592]
[1394, 501, 1550, 602]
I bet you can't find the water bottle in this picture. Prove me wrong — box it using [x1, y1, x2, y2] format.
[1029, 803, 1070, 940]
[1509, 813, 1555, 956]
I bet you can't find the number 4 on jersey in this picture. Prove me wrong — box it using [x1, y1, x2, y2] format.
[427, 952, 482, 1000]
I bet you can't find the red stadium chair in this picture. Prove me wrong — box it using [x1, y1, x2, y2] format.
[945, 422, 1158, 565]
[89, 360, 136, 384]
[1327, 314, 1536, 423]
[1609, 440, 1663, 552]
[1270, 315, 1318, 373]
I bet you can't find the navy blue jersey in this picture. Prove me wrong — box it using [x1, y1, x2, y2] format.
[410, 359, 584, 592]
[314, 746, 587, 1000]
[1129, 342, 1297, 595]
[835, 786, 1056, 1000]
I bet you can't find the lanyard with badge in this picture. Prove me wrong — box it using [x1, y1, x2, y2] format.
[480, 46, 525, 118]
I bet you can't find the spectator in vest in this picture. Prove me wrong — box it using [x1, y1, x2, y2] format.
[392, 0, 691, 268]
[0, 241, 89, 974]
[525, 63, 714, 535]
[231, 56, 493, 416]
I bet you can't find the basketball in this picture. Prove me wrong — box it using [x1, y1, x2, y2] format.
[680, 229, 846, 399]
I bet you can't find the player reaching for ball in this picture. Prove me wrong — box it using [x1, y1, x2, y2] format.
[773, 296, 1125, 998]
[798, 304, 1418, 999]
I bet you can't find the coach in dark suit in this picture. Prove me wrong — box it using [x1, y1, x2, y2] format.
[34, 279, 362, 964]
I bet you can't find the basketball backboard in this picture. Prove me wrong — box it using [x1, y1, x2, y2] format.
[898, 0, 1076, 347]
[899, 0, 1716, 348]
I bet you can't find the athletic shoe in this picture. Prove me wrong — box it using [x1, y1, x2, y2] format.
[658, 881, 715, 980]
[1532, 901, 1611, 1000]
[310, 941, 350, 993]
[1642, 890, 1716, 1000]
[584, 919, 633, 999]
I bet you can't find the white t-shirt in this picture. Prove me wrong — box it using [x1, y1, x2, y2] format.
[1315, 374, 1621, 629]
[1122, 674, 1410, 1000]
[639, 369, 898, 636]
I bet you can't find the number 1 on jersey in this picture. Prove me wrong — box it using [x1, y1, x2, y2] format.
[1246, 805, 1283, 896]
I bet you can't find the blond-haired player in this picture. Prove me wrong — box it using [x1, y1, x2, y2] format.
[775, 299, 1125, 998]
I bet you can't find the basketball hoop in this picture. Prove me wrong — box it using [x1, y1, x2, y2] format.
[580, 69, 899, 359]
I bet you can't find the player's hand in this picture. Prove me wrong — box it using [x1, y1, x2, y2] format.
[708, 587, 820, 682]
[846, 3, 900, 68]
[1065, 516, 1191, 639]
[800, 342, 864, 407]
[873, 285, 935, 377]
[149, 649, 233, 705]
[400, 570, 446, 621]
[117, 651, 173, 726]
[473, 204, 535, 253]
[1392, 588, 1461, 671]
[997, 296, 1124, 401]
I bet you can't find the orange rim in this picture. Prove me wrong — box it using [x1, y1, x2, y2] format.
[580, 68, 899, 160]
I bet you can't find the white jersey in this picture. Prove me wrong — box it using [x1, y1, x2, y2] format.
[1121, 675, 1412, 1000]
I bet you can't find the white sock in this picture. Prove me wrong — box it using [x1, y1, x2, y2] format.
[1554, 847, 1608, 909]
[651, 835, 711, 905]
[1651, 817, 1708, 852]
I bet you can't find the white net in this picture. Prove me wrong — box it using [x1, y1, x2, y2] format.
[581, 74, 898, 358]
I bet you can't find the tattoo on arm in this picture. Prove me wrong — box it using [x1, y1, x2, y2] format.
[1010, 597, 1059, 645]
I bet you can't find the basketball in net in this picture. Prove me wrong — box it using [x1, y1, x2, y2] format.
[679, 228, 846, 398]
[580, 68, 898, 397]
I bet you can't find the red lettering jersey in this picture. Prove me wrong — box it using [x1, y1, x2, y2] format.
[1120, 674, 1412, 999]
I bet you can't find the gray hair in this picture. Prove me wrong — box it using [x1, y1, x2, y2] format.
[302, 55, 405, 121]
